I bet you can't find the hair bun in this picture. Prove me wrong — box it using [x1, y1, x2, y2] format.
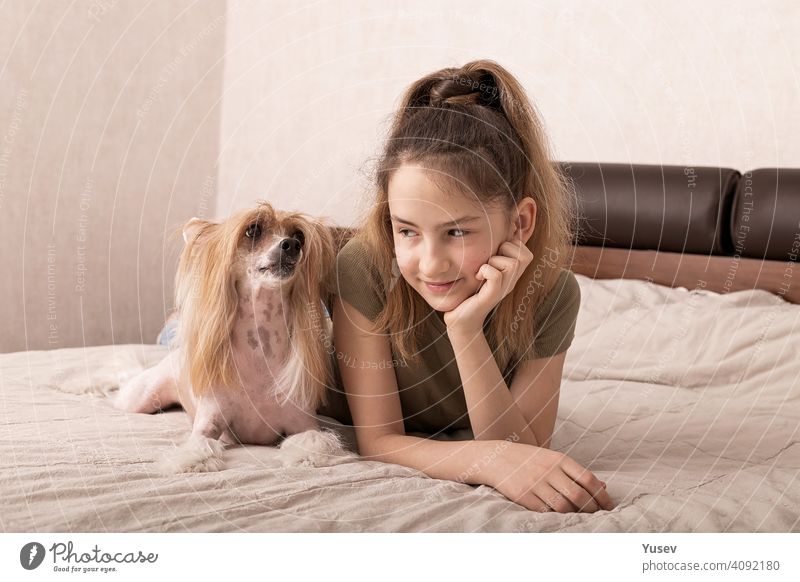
[429, 71, 501, 109]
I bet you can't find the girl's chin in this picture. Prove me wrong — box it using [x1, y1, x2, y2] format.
[415, 281, 477, 310]
[422, 291, 465, 311]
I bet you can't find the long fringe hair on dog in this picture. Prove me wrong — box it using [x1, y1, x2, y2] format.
[175, 203, 335, 411]
[108, 201, 354, 473]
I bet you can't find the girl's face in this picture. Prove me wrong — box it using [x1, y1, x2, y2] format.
[387, 164, 515, 313]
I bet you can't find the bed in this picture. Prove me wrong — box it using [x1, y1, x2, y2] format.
[1, 162, 798, 532]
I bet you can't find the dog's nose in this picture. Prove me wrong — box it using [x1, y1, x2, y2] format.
[279, 237, 301, 259]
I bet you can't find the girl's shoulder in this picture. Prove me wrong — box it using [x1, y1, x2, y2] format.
[337, 235, 372, 264]
[333, 236, 385, 322]
[336, 236, 381, 284]
[534, 268, 581, 321]
[552, 268, 581, 304]
[527, 268, 582, 358]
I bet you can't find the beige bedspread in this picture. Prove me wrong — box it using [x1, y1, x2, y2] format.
[1, 275, 798, 532]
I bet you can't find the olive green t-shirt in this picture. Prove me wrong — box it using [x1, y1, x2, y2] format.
[318, 236, 581, 435]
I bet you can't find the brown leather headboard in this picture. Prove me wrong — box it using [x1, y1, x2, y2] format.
[330, 163, 799, 304]
[562, 162, 740, 255]
[563, 162, 799, 303]
[730, 168, 800, 261]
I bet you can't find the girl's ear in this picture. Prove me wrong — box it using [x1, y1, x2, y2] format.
[182, 217, 210, 244]
[510, 197, 537, 243]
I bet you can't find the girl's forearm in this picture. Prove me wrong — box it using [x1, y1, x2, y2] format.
[447, 328, 540, 446]
[361, 433, 510, 486]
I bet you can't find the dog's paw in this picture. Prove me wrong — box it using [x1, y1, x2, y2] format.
[278, 429, 357, 468]
[154, 436, 226, 474]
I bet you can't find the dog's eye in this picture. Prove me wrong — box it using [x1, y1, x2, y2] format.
[292, 229, 305, 247]
[245, 223, 262, 239]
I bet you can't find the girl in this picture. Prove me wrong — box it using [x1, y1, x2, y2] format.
[323, 59, 614, 514]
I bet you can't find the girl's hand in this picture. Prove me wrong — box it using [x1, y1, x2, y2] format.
[484, 442, 615, 513]
[443, 236, 534, 334]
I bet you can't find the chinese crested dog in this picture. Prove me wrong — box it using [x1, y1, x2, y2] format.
[110, 202, 352, 473]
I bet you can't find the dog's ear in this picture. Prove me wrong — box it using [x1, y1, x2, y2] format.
[182, 217, 210, 244]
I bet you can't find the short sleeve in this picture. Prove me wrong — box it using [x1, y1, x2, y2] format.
[333, 237, 386, 322]
[524, 269, 582, 359]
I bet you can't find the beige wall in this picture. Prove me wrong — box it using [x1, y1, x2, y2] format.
[0, 0, 226, 352]
[217, 0, 800, 223]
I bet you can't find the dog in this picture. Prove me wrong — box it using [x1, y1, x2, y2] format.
[109, 202, 354, 473]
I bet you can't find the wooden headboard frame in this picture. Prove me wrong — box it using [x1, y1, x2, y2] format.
[570, 245, 798, 304]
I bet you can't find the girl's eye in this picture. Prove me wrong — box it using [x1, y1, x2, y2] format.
[397, 228, 468, 238]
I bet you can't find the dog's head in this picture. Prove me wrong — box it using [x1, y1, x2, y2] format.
[180, 202, 335, 293]
[172, 201, 337, 406]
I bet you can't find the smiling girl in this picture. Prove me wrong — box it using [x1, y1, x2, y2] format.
[320, 60, 614, 514]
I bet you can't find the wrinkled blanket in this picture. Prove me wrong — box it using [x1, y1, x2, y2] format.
[1, 275, 797, 532]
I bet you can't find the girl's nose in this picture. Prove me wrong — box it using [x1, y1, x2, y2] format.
[418, 249, 450, 278]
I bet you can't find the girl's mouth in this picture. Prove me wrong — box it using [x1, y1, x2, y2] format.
[424, 279, 460, 293]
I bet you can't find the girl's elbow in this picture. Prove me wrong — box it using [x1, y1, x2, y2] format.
[354, 430, 399, 460]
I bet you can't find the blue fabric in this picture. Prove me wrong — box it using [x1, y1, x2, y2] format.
[156, 317, 179, 347]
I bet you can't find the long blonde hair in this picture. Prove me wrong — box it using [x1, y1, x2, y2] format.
[355, 59, 576, 376]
